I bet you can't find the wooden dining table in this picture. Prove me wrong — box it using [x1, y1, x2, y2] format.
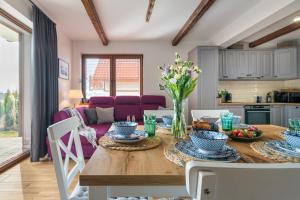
[80, 125, 286, 200]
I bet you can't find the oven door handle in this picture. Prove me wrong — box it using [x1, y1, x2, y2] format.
[245, 110, 270, 113]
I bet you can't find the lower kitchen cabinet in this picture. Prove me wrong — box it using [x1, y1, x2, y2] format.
[218, 106, 245, 123]
[285, 105, 300, 127]
[270, 105, 284, 126]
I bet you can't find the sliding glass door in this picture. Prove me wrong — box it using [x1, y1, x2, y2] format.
[0, 22, 22, 165]
[82, 54, 143, 98]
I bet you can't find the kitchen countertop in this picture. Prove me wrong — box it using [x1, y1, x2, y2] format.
[218, 102, 300, 106]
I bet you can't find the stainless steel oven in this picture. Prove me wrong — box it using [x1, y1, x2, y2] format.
[244, 105, 270, 125]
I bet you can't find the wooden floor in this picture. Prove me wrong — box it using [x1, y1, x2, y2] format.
[0, 158, 62, 200]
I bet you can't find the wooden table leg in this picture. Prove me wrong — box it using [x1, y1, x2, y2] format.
[89, 186, 108, 200]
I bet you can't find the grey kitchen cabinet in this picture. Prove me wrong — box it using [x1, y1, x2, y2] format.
[188, 47, 219, 122]
[220, 50, 271, 80]
[274, 48, 297, 79]
[284, 105, 300, 127]
[259, 50, 273, 79]
[221, 50, 239, 79]
[218, 106, 245, 123]
[237, 51, 249, 78]
[270, 105, 283, 126]
[248, 51, 260, 77]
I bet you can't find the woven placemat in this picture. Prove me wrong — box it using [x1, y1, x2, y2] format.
[164, 145, 251, 167]
[250, 142, 300, 163]
[99, 135, 161, 151]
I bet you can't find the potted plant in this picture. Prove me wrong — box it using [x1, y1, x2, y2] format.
[159, 53, 201, 138]
[217, 90, 229, 103]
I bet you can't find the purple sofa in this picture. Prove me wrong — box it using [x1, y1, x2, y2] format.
[47, 95, 166, 158]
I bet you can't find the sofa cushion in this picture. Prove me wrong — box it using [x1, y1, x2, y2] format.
[140, 95, 166, 114]
[80, 123, 111, 145]
[89, 124, 111, 142]
[84, 108, 98, 124]
[114, 96, 142, 121]
[96, 107, 114, 123]
[76, 107, 88, 125]
[53, 110, 70, 123]
[89, 96, 114, 108]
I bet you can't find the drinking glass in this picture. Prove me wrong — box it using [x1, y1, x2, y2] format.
[144, 114, 156, 137]
[289, 118, 300, 131]
[220, 112, 233, 131]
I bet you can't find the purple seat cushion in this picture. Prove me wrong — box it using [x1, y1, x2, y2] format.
[76, 107, 88, 125]
[140, 95, 166, 114]
[89, 96, 114, 108]
[114, 96, 142, 121]
[53, 110, 70, 123]
[80, 123, 111, 145]
[53, 107, 88, 125]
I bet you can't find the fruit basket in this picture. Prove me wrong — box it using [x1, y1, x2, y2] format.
[228, 125, 263, 142]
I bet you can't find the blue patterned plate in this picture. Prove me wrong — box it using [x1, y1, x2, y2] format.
[266, 140, 300, 158]
[107, 130, 148, 144]
[175, 140, 240, 162]
[157, 123, 172, 130]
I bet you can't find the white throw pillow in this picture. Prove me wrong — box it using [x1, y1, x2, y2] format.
[96, 107, 114, 124]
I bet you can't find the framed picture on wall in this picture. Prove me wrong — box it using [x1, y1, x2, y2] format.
[58, 58, 69, 80]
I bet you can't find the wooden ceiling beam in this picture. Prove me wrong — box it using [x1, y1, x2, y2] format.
[172, 0, 215, 46]
[146, 0, 156, 22]
[81, 0, 108, 46]
[249, 22, 300, 48]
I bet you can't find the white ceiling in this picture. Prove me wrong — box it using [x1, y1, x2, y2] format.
[243, 10, 300, 48]
[32, 0, 300, 47]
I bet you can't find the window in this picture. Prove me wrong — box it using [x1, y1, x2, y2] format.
[82, 55, 143, 98]
[0, 22, 22, 164]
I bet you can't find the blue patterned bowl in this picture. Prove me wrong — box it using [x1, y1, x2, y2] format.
[190, 131, 228, 152]
[113, 121, 138, 136]
[284, 130, 300, 149]
[162, 115, 173, 126]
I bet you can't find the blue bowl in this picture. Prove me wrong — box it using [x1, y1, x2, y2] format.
[284, 130, 300, 149]
[162, 115, 173, 126]
[190, 131, 228, 152]
[113, 121, 138, 136]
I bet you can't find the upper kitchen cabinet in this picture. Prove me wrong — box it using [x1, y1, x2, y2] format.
[259, 50, 273, 80]
[273, 47, 297, 79]
[220, 47, 298, 80]
[220, 50, 239, 79]
[220, 50, 268, 80]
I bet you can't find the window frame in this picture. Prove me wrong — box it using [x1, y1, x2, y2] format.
[82, 54, 143, 98]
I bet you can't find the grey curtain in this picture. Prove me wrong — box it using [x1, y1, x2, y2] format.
[31, 5, 58, 162]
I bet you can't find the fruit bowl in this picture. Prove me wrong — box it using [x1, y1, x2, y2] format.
[229, 125, 263, 142]
[283, 130, 300, 149]
[189, 131, 228, 153]
[112, 121, 138, 136]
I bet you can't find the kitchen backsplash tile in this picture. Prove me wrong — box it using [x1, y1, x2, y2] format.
[284, 79, 300, 89]
[219, 80, 300, 102]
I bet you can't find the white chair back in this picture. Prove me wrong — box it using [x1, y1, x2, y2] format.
[47, 117, 87, 200]
[191, 110, 229, 121]
[186, 161, 300, 200]
[144, 109, 174, 118]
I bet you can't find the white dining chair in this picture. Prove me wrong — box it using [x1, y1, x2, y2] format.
[144, 109, 174, 118]
[186, 160, 300, 200]
[191, 110, 229, 122]
[48, 117, 88, 200]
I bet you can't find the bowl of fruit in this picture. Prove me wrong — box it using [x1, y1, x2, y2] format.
[229, 126, 263, 142]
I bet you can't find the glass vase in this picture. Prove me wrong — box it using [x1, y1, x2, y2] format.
[171, 99, 186, 139]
